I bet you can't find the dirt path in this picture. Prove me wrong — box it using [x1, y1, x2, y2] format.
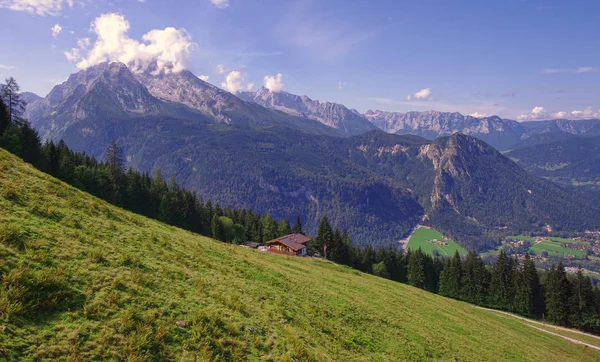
[476, 306, 600, 351]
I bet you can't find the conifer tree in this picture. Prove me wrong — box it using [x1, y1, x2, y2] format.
[1, 77, 27, 123]
[211, 213, 225, 241]
[312, 216, 333, 255]
[277, 219, 291, 237]
[569, 267, 596, 331]
[260, 214, 278, 242]
[515, 253, 543, 317]
[489, 250, 515, 310]
[545, 263, 572, 326]
[292, 216, 303, 234]
[439, 251, 463, 299]
[407, 248, 426, 289]
[0, 96, 9, 136]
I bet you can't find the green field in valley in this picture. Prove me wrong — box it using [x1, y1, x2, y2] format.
[1, 148, 599, 361]
[505, 235, 589, 258]
[406, 227, 468, 257]
[530, 240, 587, 258]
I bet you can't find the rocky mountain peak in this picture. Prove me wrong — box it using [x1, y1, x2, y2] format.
[238, 88, 377, 135]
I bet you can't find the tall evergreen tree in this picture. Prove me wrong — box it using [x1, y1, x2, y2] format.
[1, 77, 27, 123]
[211, 213, 225, 241]
[514, 253, 543, 317]
[292, 216, 303, 234]
[545, 263, 572, 326]
[569, 267, 597, 331]
[0, 96, 9, 136]
[407, 249, 426, 289]
[489, 250, 515, 310]
[105, 141, 125, 173]
[260, 214, 278, 242]
[277, 219, 292, 237]
[312, 216, 333, 256]
[439, 251, 463, 299]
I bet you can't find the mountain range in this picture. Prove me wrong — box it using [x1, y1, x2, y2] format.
[21, 62, 600, 249]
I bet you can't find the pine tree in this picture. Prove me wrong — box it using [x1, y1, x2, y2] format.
[407, 248, 426, 289]
[489, 250, 515, 310]
[569, 267, 597, 331]
[260, 214, 278, 242]
[1, 77, 27, 124]
[211, 213, 225, 241]
[439, 251, 463, 299]
[312, 216, 333, 256]
[292, 216, 303, 234]
[0, 96, 9, 136]
[335, 229, 354, 266]
[105, 141, 125, 173]
[514, 253, 543, 317]
[277, 219, 291, 237]
[545, 263, 572, 326]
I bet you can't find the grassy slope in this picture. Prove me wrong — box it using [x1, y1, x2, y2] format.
[1, 148, 599, 361]
[407, 227, 467, 257]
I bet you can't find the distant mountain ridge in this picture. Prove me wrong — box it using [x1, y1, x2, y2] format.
[364, 110, 525, 150]
[238, 87, 378, 135]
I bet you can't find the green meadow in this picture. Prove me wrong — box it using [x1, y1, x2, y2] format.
[406, 227, 468, 257]
[1, 148, 599, 361]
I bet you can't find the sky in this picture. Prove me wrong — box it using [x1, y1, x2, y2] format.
[0, 0, 599, 121]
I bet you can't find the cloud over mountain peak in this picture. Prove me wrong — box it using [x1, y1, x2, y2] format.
[65, 13, 195, 75]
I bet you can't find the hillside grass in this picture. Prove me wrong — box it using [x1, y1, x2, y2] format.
[1, 148, 599, 361]
[407, 227, 467, 257]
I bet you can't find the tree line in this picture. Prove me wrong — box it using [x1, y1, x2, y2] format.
[2, 78, 600, 335]
[310, 214, 600, 333]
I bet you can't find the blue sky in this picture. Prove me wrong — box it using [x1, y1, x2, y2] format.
[0, 0, 599, 120]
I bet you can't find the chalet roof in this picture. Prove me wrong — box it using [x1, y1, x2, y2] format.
[243, 241, 261, 248]
[266, 233, 311, 251]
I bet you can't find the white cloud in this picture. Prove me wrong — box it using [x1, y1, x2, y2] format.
[263, 73, 284, 92]
[0, 0, 76, 16]
[210, 0, 229, 8]
[541, 66, 598, 74]
[64, 48, 80, 62]
[570, 106, 600, 119]
[198, 75, 209, 81]
[577, 67, 598, 73]
[531, 106, 545, 116]
[221, 70, 251, 93]
[469, 112, 488, 118]
[51, 23, 62, 38]
[215, 64, 226, 74]
[76, 37, 90, 48]
[64, 13, 195, 75]
[518, 105, 600, 121]
[406, 88, 432, 101]
[554, 111, 568, 118]
[0, 64, 17, 70]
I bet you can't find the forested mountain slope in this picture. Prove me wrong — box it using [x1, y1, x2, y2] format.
[506, 135, 600, 193]
[1, 148, 599, 361]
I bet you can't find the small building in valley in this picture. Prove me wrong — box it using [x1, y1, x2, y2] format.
[265, 234, 311, 256]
